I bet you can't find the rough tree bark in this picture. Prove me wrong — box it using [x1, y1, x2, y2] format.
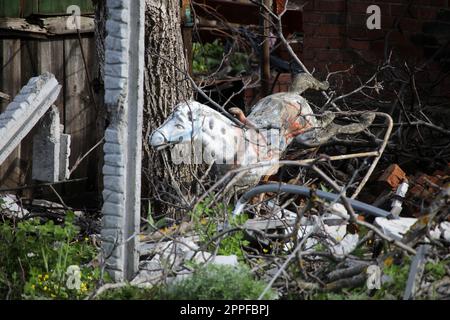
[93, 0, 107, 206]
[143, 0, 195, 217]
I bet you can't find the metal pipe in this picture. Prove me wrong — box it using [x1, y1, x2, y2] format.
[232, 184, 393, 219]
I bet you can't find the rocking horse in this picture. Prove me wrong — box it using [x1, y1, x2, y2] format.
[149, 73, 374, 190]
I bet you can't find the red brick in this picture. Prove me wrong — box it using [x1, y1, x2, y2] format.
[366, 29, 385, 39]
[349, 13, 368, 26]
[378, 164, 407, 190]
[390, 4, 409, 17]
[416, 7, 438, 20]
[370, 40, 387, 56]
[356, 1, 390, 14]
[346, 26, 367, 38]
[303, 24, 318, 36]
[348, 39, 371, 50]
[326, 13, 346, 24]
[316, 50, 344, 62]
[430, 0, 447, 6]
[398, 18, 423, 33]
[327, 63, 353, 72]
[303, 0, 314, 11]
[302, 49, 316, 60]
[316, 0, 346, 12]
[383, 15, 398, 28]
[348, 1, 368, 13]
[303, 13, 326, 23]
[317, 24, 344, 36]
[328, 37, 345, 48]
[305, 37, 329, 48]
[278, 73, 292, 83]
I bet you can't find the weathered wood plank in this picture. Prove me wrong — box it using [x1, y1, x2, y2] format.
[64, 35, 98, 196]
[37, 39, 65, 113]
[0, 39, 22, 188]
[0, 18, 47, 35]
[0, 17, 94, 37]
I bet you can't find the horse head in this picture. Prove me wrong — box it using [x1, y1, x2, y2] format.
[149, 101, 205, 150]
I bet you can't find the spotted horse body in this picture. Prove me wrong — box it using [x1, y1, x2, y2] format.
[149, 74, 326, 190]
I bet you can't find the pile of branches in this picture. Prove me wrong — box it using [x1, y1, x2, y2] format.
[136, 0, 450, 300]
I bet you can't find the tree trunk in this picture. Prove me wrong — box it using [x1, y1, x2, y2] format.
[93, 0, 107, 206]
[143, 0, 195, 217]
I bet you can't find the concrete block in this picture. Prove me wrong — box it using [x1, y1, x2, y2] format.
[103, 215, 124, 229]
[107, 0, 129, 10]
[0, 72, 61, 167]
[104, 75, 127, 90]
[102, 189, 123, 204]
[106, 50, 128, 65]
[104, 142, 122, 154]
[104, 154, 125, 167]
[109, 7, 129, 23]
[106, 20, 128, 39]
[105, 63, 128, 79]
[59, 133, 71, 181]
[103, 164, 124, 176]
[103, 202, 125, 216]
[106, 36, 128, 52]
[32, 106, 61, 182]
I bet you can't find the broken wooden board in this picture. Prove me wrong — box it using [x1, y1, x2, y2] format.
[0, 16, 94, 39]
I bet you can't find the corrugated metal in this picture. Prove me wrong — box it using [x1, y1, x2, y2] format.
[0, 0, 94, 18]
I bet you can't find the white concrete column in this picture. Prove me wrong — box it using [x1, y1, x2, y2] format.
[102, 0, 145, 281]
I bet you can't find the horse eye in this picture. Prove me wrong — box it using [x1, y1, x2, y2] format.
[175, 124, 184, 129]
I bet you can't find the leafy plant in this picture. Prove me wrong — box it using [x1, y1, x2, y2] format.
[189, 196, 250, 259]
[159, 264, 276, 300]
[192, 40, 249, 76]
[0, 212, 101, 299]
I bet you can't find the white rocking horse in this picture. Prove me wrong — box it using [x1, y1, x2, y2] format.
[149, 74, 327, 189]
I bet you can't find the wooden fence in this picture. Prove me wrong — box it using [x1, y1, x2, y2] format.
[0, 17, 103, 206]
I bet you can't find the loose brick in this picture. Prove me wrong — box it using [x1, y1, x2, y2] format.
[378, 164, 407, 190]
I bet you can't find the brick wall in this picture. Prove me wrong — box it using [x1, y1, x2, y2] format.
[244, 0, 449, 107]
[302, 0, 450, 86]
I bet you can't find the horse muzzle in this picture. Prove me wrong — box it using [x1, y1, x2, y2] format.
[149, 131, 169, 150]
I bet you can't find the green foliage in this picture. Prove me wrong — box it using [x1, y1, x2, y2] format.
[425, 260, 447, 280]
[159, 264, 276, 300]
[98, 264, 276, 300]
[372, 259, 410, 299]
[0, 212, 101, 299]
[190, 197, 250, 259]
[192, 40, 249, 76]
[97, 285, 158, 300]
